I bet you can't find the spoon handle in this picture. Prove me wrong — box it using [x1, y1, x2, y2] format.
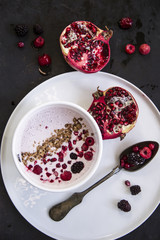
[49, 165, 121, 221]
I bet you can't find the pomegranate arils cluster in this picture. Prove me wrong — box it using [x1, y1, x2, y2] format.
[60, 21, 113, 73]
[88, 86, 139, 140]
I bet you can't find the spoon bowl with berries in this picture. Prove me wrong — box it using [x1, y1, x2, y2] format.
[49, 140, 159, 221]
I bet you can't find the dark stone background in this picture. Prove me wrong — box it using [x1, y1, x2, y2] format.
[0, 0, 159, 239]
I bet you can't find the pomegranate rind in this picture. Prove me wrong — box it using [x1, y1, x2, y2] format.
[88, 86, 139, 140]
[60, 21, 113, 73]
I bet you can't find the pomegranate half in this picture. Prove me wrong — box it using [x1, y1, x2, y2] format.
[60, 21, 113, 73]
[88, 86, 139, 140]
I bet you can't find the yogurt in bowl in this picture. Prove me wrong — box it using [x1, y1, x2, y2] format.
[12, 101, 103, 192]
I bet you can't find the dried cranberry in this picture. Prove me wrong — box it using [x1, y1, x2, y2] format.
[139, 44, 151, 55]
[38, 54, 51, 66]
[34, 36, 45, 48]
[125, 44, 135, 54]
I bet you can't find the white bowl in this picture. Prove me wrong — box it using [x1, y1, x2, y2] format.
[12, 101, 103, 192]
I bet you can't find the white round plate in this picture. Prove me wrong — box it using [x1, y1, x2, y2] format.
[1, 71, 160, 240]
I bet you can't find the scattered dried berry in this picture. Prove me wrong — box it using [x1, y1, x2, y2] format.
[84, 151, 93, 161]
[130, 185, 141, 195]
[38, 54, 51, 66]
[32, 165, 42, 175]
[15, 24, 28, 37]
[33, 24, 43, 34]
[119, 17, 133, 29]
[117, 199, 131, 212]
[132, 146, 139, 152]
[139, 44, 151, 55]
[34, 36, 45, 48]
[71, 161, 84, 173]
[148, 143, 155, 150]
[125, 44, 135, 54]
[17, 42, 24, 48]
[70, 152, 78, 160]
[60, 171, 72, 181]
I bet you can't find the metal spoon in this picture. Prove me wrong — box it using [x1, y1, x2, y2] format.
[49, 141, 159, 221]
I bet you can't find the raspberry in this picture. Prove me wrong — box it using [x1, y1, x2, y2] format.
[125, 44, 135, 54]
[117, 199, 131, 212]
[33, 24, 43, 34]
[15, 24, 28, 37]
[139, 147, 152, 159]
[71, 161, 84, 173]
[139, 44, 151, 55]
[130, 185, 141, 195]
[119, 17, 133, 29]
[84, 151, 93, 161]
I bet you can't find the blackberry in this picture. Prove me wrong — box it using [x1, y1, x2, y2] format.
[33, 24, 43, 34]
[130, 185, 141, 195]
[15, 24, 28, 37]
[71, 161, 84, 173]
[127, 152, 145, 165]
[70, 152, 78, 160]
[117, 199, 131, 212]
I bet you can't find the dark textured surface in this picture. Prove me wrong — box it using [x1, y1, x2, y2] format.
[0, 0, 160, 239]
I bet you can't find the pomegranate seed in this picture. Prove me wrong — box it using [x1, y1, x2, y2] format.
[119, 17, 133, 29]
[120, 159, 125, 167]
[17, 42, 24, 48]
[148, 143, 155, 150]
[139, 44, 151, 55]
[124, 163, 130, 169]
[125, 180, 131, 186]
[133, 146, 139, 152]
[125, 44, 135, 54]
